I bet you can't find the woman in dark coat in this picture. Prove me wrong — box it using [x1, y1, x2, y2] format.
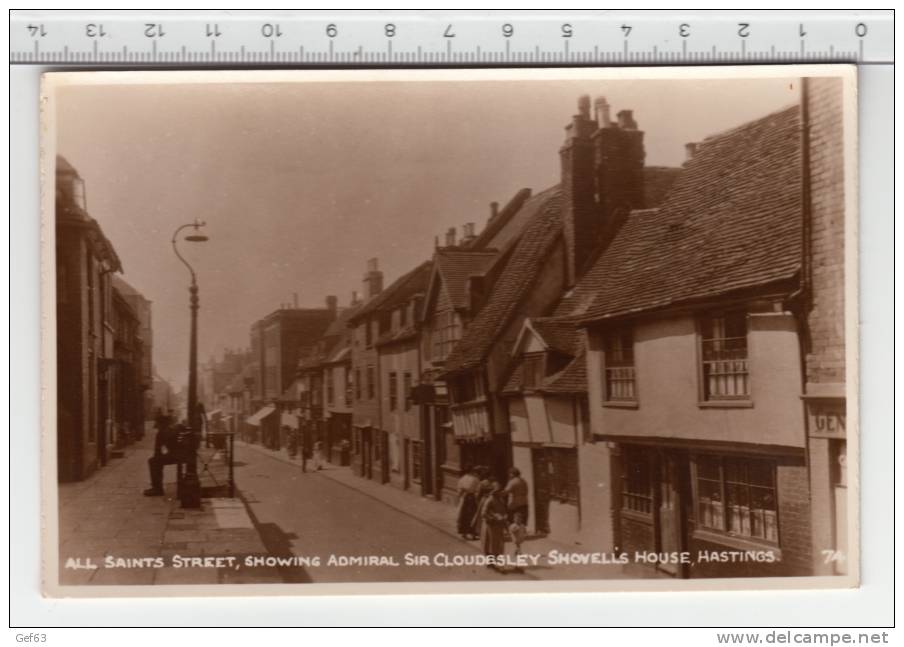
[456, 466, 481, 539]
[479, 480, 508, 566]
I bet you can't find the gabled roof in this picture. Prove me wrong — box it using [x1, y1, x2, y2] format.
[466, 188, 533, 251]
[432, 249, 499, 311]
[442, 186, 563, 374]
[348, 260, 433, 324]
[572, 104, 803, 324]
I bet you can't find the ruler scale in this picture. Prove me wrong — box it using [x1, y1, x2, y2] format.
[10, 11, 894, 66]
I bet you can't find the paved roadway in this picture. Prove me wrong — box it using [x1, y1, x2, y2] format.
[234, 445, 530, 583]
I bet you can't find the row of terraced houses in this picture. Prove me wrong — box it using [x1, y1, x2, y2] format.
[204, 77, 848, 579]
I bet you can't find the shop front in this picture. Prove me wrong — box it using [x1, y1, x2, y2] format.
[614, 442, 810, 578]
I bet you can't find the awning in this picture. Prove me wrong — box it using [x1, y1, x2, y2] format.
[281, 411, 299, 430]
[246, 405, 277, 426]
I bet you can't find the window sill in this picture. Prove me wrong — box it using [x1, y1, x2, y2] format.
[619, 509, 654, 524]
[697, 400, 754, 409]
[692, 528, 781, 558]
[603, 400, 639, 409]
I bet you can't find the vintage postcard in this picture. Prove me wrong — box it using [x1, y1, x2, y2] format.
[41, 66, 858, 597]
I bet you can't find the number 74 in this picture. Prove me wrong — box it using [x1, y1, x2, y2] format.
[821, 549, 845, 564]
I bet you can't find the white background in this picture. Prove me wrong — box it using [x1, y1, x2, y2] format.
[6, 6, 897, 638]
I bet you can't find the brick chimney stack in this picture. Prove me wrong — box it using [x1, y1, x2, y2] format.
[684, 142, 698, 161]
[561, 94, 647, 287]
[560, 94, 599, 288]
[593, 103, 645, 221]
[326, 295, 338, 316]
[363, 258, 383, 300]
[445, 227, 457, 247]
[461, 222, 476, 245]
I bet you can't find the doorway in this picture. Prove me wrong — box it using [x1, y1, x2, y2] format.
[655, 451, 688, 577]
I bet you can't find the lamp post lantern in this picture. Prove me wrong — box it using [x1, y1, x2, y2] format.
[172, 219, 209, 509]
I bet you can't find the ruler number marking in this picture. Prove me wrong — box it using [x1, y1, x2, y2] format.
[86, 23, 107, 38]
[855, 23, 867, 37]
[27, 23, 47, 38]
[385, 24, 396, 38]
[444, 24, 455, 38]
[326, 23, 337, 38]
[679, 23, 690, 38]
[738, 23, 750, 38]
[799, 23, 807, 38]
[561, 24, 573, 38]
[144, 23, 165, 38]
[621, 24, 632, 37]
[502, 23, 513, 38]
[206, 24, 221, 38]
[261, 23, 282, 38]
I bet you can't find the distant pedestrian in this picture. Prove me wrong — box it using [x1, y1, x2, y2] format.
[144, 421, 182, 496]
[470, 466, 494, 537]
[313, 440, 325, 470]
[509, 511, 527, 570]
[456, 466, 481, 540]
[478, 480, 508, 569]
[504, 467, 530, 527]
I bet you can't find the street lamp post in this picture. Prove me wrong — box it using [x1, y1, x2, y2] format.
[172, 220, 209, 509]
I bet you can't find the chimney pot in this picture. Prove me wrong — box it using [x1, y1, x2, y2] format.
[490, 201, 499, 220]
[594, 96, 612, 127]
[684, 142, 698, 161]
[577, 95, 591, 119]
[445, 227, 457, 247]
[326, 295, 338, 314]
[616, 109, 637, 130]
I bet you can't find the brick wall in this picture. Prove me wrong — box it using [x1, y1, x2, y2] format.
[805, 77, 845, 384]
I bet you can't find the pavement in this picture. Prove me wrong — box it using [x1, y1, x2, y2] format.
[57, 434, 281, 586]
[235, 440, 660, 582]
[55, 433, 660, 587]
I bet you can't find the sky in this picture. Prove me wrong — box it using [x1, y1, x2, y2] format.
[54, 72, 799, 388]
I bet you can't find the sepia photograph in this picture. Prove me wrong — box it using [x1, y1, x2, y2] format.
[40, 66, 858, 596]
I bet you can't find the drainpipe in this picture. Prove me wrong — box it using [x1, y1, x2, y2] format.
[799, 77, 813, 309]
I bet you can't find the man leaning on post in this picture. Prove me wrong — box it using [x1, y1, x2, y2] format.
[144, 409, 181, 496]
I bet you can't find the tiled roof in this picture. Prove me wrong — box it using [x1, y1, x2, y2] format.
[529, 317, 582, 356]
[539, 353, 587, 395]
[376, 324, 419, 347]
[433, 249, 499, 310]
[442, 186, 563, 374]
[570, 105, 803, 323]
[642, 166, 683, 209]
[349, 260, 433, 323]
[467, 188, 533, 251]
[297, 303, 362, 370]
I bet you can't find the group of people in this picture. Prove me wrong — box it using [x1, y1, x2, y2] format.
[456, 466, 529, 569]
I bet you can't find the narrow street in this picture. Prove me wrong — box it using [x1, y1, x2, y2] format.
[235, 445, 531, 583]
